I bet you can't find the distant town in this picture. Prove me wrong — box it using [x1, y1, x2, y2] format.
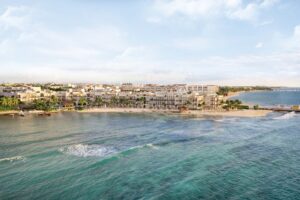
[0, 83, 273, 113]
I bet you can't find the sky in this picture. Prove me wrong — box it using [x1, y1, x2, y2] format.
[0, 0, 300, 86]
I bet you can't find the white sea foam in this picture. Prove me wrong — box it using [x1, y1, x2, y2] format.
[0, 156, 25, 162]
[60, 143, 159, 158]
[59, 144, 116, 157]
[145, 143, 159, 149]
[128, 143, 159, 151]
[213, 119, 225, 122]
[274, 112, 297, 120]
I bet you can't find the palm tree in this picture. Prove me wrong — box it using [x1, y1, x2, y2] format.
[95, 97, 103, 107]
[110, 96, 119, 107]
[1, 97, 9, 107]
[78, 97, 88, 108]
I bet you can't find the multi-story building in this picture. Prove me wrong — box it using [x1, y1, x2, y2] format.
[0, 83, 222, 110]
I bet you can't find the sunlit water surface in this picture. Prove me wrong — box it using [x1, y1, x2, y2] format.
[1, 110, 300, 200]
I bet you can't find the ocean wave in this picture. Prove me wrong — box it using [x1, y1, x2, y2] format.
[59, 143, 159, 158]
[213, 119, 225, 122]
[59, 144, 117, 157]
[0, 156, 25, 162]
[128, 143, 159, 150]
[274, 112, 297, 120]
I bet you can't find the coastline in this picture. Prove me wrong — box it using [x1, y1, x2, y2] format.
[186, 109, 272, 117]
[78, 108, 178, 114]
[0, 110, 59, 116]
[0, 110, 19, 115]
[78, 108, 272, 117]
[224, 91, 244, 100]
[0, 108, 272, 118]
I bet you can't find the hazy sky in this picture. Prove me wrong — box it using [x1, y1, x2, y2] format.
[0, 0, 300, 86]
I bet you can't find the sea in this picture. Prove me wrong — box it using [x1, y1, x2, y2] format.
[0, 90, 300, 200]
[231, 88, 300, 107]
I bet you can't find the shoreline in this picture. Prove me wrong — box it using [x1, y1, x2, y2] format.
[224, 91, 244, 100]
[0, 108, 272, 118]
[0, 110, 19, 115]
[77, 108, 178, 114]
[78, 108, 272, 118]
[185, 109, 272, 117]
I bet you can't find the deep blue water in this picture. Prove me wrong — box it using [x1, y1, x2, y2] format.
[1, 110, 300, 200]
[232, 89, 300, 106]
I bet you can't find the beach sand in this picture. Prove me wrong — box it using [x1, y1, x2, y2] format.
[78, 108, 177, 114]
[0, 108, 271, 118]
[0, 110, 19, 115]
[78, 108, 272, 117]
[186, 109, 272, 117]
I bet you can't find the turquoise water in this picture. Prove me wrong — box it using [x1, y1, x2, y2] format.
[232, 89, 300, 106]
[1, 110, 300, 199]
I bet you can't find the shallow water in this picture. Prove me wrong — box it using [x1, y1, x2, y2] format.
[1, 112, 300, 199]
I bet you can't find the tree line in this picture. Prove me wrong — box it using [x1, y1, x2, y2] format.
[217, 86, 272, 96]
[0, 97, 19, 111]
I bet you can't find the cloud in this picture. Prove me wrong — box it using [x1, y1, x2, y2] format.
[0, 1, 299, 87]
[280, 25, 300, 50]
[227, 3, 259, 21]
[0, 6, 30, 30]
[260, 0, 280, 8]
[2, 48, 300, 86]
[146, 17, 162, 24]
[255, 42, 263, 48]
[172, 37, 210, 50]
[294, 25, 300, 38]
[0, 6, 127, 64]
[152, 0, 280, 22]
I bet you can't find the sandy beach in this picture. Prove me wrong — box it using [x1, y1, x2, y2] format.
[224, 91, 244, 100]
[0, 110, 60, 116]
[78, 108, 178, 114]
[0, 108, 272, 118]
[78, 108, 272, 117]
[186, 109, 272, 117]
[0, 110, 19, 115]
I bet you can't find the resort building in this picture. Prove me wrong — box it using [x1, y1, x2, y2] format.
[0, 83, 223, 110]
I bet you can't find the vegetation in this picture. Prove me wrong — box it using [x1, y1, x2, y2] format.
[222, 100, 249, 110]
[94, 97, 104, 107]
[253, 105, 260, 110]
[198, 102, 205, 108]
[0, 97, 19, 111]
[78, 97, 88, 109]
[48, 87, 68, 91]
[217, 86, 273, 96]
[110, 96, 118, 107]
[33, 96, 58, 111]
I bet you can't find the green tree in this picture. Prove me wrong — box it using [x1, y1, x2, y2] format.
[223, 99, 244, 110]
[34, 99, 49, 111]
[78, 97, 88, 107]
[49, 95, 58, 110]
[110, 96, 119, 107]
[0, 97, 19, 110]
[95, 97, 104, 107]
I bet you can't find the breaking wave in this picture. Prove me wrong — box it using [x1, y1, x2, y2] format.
[59, 143, 158, 158]
[274, 112, 297, 120]
[213, 119, 225, 122]
[0, 156, 25, 163]
[128, 143, 159, 150]
[59, 144, 117, 157]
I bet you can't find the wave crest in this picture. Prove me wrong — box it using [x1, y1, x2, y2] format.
[274, 112, 297, 120]
[0, 156, 25, 162]
[60, 143, 159, 158]
[128, 143, 159, 150]
[59, 144, 116, 157]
